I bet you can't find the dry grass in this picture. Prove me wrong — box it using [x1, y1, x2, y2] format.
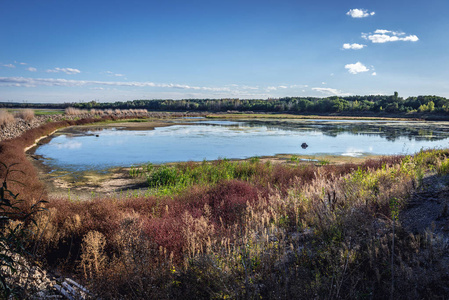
[0, 110, 15, 127]
[14, 109, 35, 122]
[65, 107, 89, 115]
[26, 152, 446, 298]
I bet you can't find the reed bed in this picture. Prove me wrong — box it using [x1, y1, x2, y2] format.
[65, 107, 149, 117]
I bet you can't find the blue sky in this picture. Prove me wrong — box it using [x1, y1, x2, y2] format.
[1, 0, 448, 102]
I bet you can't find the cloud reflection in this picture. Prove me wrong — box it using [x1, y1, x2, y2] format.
[342, 147, 364, 157]
[55, 141, 82, 149]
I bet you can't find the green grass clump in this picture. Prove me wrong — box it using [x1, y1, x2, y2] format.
[33, 110, 65, 116]
[131, 159, 268, 195]
[438, 158, 449, 175]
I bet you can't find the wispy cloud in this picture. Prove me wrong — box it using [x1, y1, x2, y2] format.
[372, 72, 377, 76]
[46, 67, 81, 74]
[346, 9, 375, 18]
[265, 85, 289, 92]
[0, 76, 231, 91]
[105, 71, 125, 77]
[27, 67, 37, 72]
[312, 87, 350, 96]
[342, 43, 366, 50]
[2, 64, 16, 68]
[289, 84, 308, 89]
[345, 62, 370, 74]
[362, 29, 419, 43]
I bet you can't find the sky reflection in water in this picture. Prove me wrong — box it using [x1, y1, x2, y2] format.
[35, 120, 449, 171]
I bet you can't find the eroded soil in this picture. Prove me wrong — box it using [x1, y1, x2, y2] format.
[400, 174, 449, 240]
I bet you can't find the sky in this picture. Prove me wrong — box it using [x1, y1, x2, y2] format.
[1, 0, 448, 103]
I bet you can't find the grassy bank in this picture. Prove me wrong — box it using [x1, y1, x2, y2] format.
[2, 116, 449, 299]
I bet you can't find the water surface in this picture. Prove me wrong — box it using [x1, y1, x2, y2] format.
[34, 119, 449, 171]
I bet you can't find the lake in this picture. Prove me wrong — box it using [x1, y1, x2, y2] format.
[34, 119, 449, 171]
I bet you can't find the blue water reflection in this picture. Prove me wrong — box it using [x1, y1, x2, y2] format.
[34, 120, 449, 171]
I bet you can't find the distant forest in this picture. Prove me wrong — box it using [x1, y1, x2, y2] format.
[2, 93, 449, 115]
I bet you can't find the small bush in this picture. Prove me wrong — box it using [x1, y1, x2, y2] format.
[65, 107, 86, 115]
[0, 110, 14, 127]
[14, 109, 34, 122]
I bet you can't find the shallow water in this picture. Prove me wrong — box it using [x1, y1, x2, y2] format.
[34, 119, 449, 171]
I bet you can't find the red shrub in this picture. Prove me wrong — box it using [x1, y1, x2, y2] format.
[204, 180, 258, 226]
[142, 216, 184, 256]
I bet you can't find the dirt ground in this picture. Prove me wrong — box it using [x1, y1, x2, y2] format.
[400, 174, 449, 240]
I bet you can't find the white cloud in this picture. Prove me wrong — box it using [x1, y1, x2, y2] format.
[27, 67, 37, 72]
[372, 72, 377, 76]
[266, 85, 290, 92]
[321, 82, 326, 85]
[345, 62, 370, 74]
[105, 71, 125, 77]
[312, 87, 350, 96]
[362, 30, 419, 43]
[346, 9, 375, 18]
[239, 85, 259, 90]
[289, 84, 308, 88]
[2, 64, 15, 68]
[46, 67, 81, 74]
[342, 43, 366, 50]
[401, 35, 419, 42]
[0, 76, 231, 92]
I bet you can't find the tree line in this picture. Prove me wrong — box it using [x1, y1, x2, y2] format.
[2, 93, 449, 115]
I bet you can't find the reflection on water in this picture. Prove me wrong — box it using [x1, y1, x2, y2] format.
[34, 119, 449, 171]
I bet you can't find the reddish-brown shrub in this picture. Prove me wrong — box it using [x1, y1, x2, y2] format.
[205, 180, 258, 226]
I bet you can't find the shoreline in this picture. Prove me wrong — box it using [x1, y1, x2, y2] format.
[25, 115, 447, 200]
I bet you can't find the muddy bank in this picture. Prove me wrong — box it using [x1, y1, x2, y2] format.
[26, 119, 199, 200]
[31, 151, 375, 201]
